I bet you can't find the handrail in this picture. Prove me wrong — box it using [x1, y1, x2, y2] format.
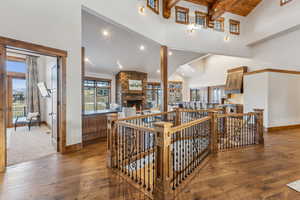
[216, 112, 255, 118]
[115, 121, 156, 133]
[115, 111, 175, 122]
[179, 108, 223, 113]
[169, 116, 211, 134]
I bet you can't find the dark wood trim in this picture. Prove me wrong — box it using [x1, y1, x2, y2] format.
[175, 6, 189, 25]
[84, 76, 112, 82]
[229, 19, 240, 35]
[0, 36, 67, 57]
[245, 68, 300, 76]
[7, 56, 26, 62]
[7, 72, 26, 79]
[267, 124, 300, 132]
[64, 143, 83, 153]
[58, 56, 67, 153]
[214, 17, 225, 32]
[147, 0, 159, 14]
[0, 36, 69, 170]
[195, 11, 208, 28]
[82, 47, 85, 115]
[160, 46, 168, 112]
[227, 66, 248, 73]
[0, 45, 7, 172]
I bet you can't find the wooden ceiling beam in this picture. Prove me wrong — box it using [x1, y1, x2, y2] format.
[163, 0, 181, 18]
[208, 0, 240, 21]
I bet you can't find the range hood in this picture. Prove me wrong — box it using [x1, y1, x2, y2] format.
[225, 66, 248, 94]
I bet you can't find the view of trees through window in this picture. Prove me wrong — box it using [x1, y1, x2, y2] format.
[84, 79, 111, 112]
[7, 60, 27, 120]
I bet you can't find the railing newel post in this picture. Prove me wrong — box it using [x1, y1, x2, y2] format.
[107, 113, 118, 168]
[153, 122, 173, 200]
[209, 111, 218, 154]
[175, 108, 181, 126]
[254, 109, 264, 145]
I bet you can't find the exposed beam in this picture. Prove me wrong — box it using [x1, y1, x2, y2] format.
[163, 0, 181, 19]
[0, 44, 6, 172]
[208, 0, 240, 20]
[160, 46, 168, 112]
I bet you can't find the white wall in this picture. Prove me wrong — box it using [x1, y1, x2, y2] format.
[83, 0, 251, 57]
[244, 72, 300, 128]
[0, 0, 82, 145]
[187, 54, 271, 88]
[268, 72, 300, 127]
[244, 0, 300, 45]
[251, 27, 300, 68]
[244, 73, 269, 126]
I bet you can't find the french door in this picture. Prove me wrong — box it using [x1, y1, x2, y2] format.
[6, 75, 26, 128]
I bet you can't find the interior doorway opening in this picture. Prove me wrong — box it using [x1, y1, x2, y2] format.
[0, 37, 67, 172]
[5, 48, 59, 166]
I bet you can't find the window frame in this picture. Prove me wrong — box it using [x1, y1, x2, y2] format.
[195, 11, 208, 28]
[83, 77, 111, 112]
[229, 19, 240, 35]
[280, 0, 292, 6]
[213, 17, 225, 32]
[175, 6, 189, 25]
[147, 0, 159, 14]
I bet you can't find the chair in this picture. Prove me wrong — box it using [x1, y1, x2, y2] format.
[14, 112, 41, 131]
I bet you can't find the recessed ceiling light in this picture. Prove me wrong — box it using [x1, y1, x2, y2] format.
[138, 6, 145, 15]
[85, 57, 89, 62]
[169, 51, 173, 56]
[157, 69, 160, 73]
[102, 30, 109, 37]
[140, 45, 145, 51]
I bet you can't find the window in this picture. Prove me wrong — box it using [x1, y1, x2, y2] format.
[147, 0, 159, 14]
[280, 0, 292, 6]
[175, 6, 189, 24]
[195, 11, 207, 28]
[190, 87, 208, 102]
[229, 19, 240, 35]
[146, 82, 161, 109]
[83, 78, 111, 113]
[213, 17, 224, 32]
[6, 58, 27, 125]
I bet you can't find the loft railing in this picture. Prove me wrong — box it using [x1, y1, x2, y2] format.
[107, 108, 264, 200]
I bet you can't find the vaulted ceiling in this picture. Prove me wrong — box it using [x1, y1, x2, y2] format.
[163, 0, 262, 20]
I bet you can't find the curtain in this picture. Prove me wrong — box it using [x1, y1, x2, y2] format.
[26, 56, 40, 114]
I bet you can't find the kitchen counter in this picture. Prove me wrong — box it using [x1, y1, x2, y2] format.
[82, 109, 120, 145]
[83, 109, 120, 116]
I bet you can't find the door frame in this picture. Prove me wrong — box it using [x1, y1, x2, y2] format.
[0, 36, 68, 172]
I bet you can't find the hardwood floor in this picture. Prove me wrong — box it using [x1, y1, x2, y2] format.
[0, 129, 300, 200]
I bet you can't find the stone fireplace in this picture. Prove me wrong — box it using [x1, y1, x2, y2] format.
[116, 71, 147, 110]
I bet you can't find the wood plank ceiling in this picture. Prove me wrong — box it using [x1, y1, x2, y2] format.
[163, 0, 262, 20]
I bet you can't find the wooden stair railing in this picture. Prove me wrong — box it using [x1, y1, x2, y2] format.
[106, 108, 264, 200]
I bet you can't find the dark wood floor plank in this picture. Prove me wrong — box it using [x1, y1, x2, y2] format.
[0, 129, 300, 199]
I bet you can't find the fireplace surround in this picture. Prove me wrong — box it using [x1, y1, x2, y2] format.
[116, 71, 147, 110]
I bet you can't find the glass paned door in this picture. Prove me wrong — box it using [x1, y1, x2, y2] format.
[12, 78, 26, 122]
